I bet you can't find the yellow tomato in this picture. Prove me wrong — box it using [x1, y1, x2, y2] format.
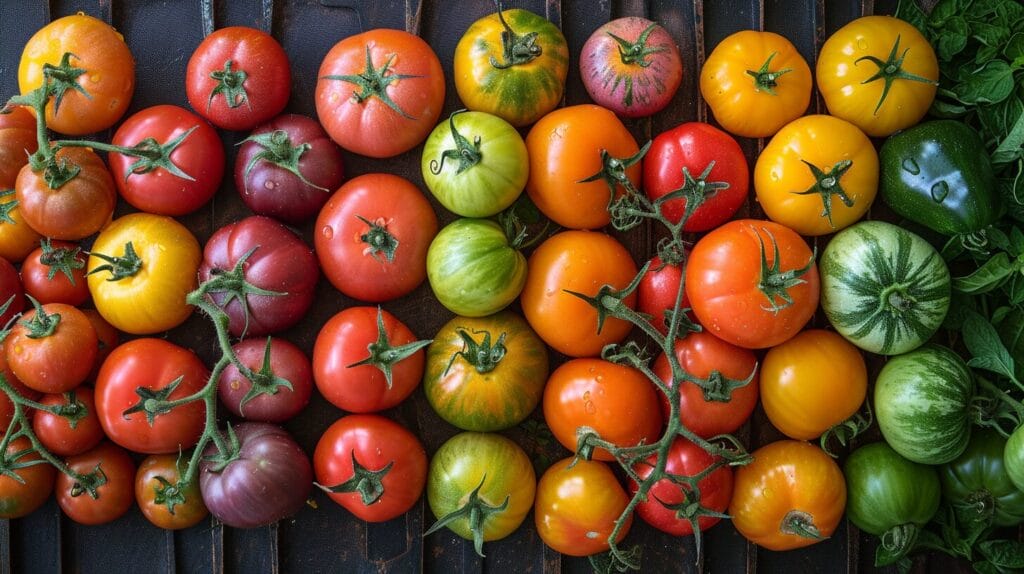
[817, 15, 938, 137]
[700, 30, 812, 139]
[754, 115, 878, 236]
[87, 213, 200, 335]
[760, 329, 867, 441]
[0, 190, 42, 263]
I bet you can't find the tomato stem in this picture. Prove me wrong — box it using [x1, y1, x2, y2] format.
[820, 400, 873, 457]
[208, 59, 252, 111]
[356, 215, 400, 263]
[87, 241, 143, 281]
[19, 295, 61, 339]
[346, 307, 432, 390]
[316, 451, 394, 505]
[488, 2, 543, 70]
[0, 190, 19, 225]
[578, 141, 651, 211]
[855, 34, 937, 115]
[780, 509, 824, 539]
[791, 159, 855, 229]
[444, 329, 507, 375]
[746, 52, 793, 95]
[607, 23, 667, 68]
[423, 474, 510, 557]
[37, 238, 85, 285]
[56, 127, 199, 183]
[755, 227, 817, 314]
[320, 46, 422, 120]
[429, 109, 483, 176]
[241, 130, 327, 193]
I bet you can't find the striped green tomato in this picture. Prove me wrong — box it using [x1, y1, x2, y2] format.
[820, 220, 950, 355]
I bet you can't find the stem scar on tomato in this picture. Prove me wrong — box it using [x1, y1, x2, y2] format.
[241, 129, 327, 192]
[607, 23, 667, 69]
[855, 34, 938, 115]
[356, 215, 400, 263]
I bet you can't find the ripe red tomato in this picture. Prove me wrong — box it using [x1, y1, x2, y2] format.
[32, 386, 105, 457]
[314, 414, 427, 522]
[315, 174, 438, 303]
[108, 104, 225, 216]
[0, 436, 55, 519]
[5, 302, 97, 393]
[56, 441, 136, 525]
[637, 255, 692, 336]
[94, 338, 208, 454]
[0, 360, 39, 432]
[20, 239, 89, 306]
[217, 337, 312, 423]
[135, 453, 208, 530]
[535, 457, 632, 556]
[15, 147, 116, 241]
[0, 256, 24, 326]
[185, 26, 291, 131]
[313, 307, 427, 413]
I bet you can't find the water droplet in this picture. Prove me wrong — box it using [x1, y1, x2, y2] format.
[584, 401, 597, 415]
[931, 180, 949, 203]
[586, 531, 600, 539]
[90, 73, 101, 83]
[901, 158, 920, 175]
[264, 180, 276, 190]
[321, 225, 334, 239]
[857, 38, 868, 50]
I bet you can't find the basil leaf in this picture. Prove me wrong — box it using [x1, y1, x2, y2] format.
[938, 19, 970, 61]
[930, 97, 969, 117]
[978, 539, 1024, 568]
[972, 560, 1001, 574]
[929, 0, 961, 26]
[963, 309, 1017, 379]
[895, 0, 928, 33]
[953, 252, 1013, 293]
[972, 22, 1011, 47]
[954, 60, 1017, 104]
[993, 108, 1024, 166]
[1006, 32, 1024, 61]
[1010, 227, 1024, 257]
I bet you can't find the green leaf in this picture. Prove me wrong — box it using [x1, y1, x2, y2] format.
[930, 97, 969, 117]
[979, 539, 1024, 568]
[928, 0, 960, 27]
[963, 308, 1017, 379]
[972, 22, 1011, 47]
[942, 293, 978, 330]
[937, 18, 970, 60]
[953, 252, 1013, 293]
[895, 0, 928, 33]
[954, 60, 1017, 104]
[993, 109, 1024, 166]
[995, 0, 1024, 25]
[1005, 32, 1024, 61]
[972, 560, 1001, 574]
[1009, 227, 1024, 257]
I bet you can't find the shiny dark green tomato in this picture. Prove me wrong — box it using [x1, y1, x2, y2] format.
[880, 120, 1000, 235]
[941, 428, 1024, 527]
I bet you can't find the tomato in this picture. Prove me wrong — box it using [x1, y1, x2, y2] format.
[32, 386, 104, 457]
[88, 213, 201, 335]
[0, 106, 37, 189]
[633, 438, 733, 536]
[424, 311, 548, 431]
[580, 17, 682, 118]
[81, 309, 119, 379]
[95, 338, 208, 454]
[730, 440, 846, 551]
[686, 219, 819, 349]
[0, 256, 24, 327]
[5, 302, 96, 393]
[643, 122, 749, 232]
[235, 114, 344, 225]
[1006, 424, 1024, 493]
[313, 414, 427, 522]
[56, 441, 136, 525]
[525, 105, 640, 230]
[20, 239, 89, 306]
[15, 146, 116, 240]
[0, 189, 42, 263]
[754, 115, 878, 236]
[0, 357, 37, 432]
[315, 174, 437, 303]
[18, 14, 135, 135]
[535, 457, 631, 556]
[0, 436, 55, 519]
[521, 231, 638, 357]
[941, 429, 1024, 528]
[135, 453, 208, 530]
[316, 29, 444, 158]
[217, 337, 312, 423]
[313, 306, 428, 413]
[761, 329, 867, 441]
[185, 26, 290, 131]
[543, 358, 662, 462]
[637, 255, 691, 336]
[421, 110, 527, 218]
[817, 15, 938, 137]
[454, 8, 568, 127]
[700, 30, 812, 138]
[199, 216, 319, 337]
[108, 104, 224, 216]
[655, 331, 759, 439]
[426, 432, 536, 554]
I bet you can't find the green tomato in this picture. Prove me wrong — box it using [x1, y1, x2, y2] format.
[1004, 424, 1024, 493]
[426, 218, 527, 317]
[942, 428, 1024, 527]
[422, 110, 528, 218]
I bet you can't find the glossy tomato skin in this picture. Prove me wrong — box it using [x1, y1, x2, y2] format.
[200, 422, 313, 528]
[941, 429, 1024, 527]
[637, 255, 691, 336]
[32, 386, 104, 457]
[56, 441, 136, 525]
[0, 257, 24, 327]
[0, 190, 42, 263]
[0, 357, 37, 432]
[316, 29, 444, 158]
[315, 174, 437, 303]
[135, 453, 208, 530]
[0, 108, 40, 262]
[643, 122, 749, 232]
[543, 358, 662, 462]
[109, 104, 224, 216]
[314, 414, 427, 522]
[186, 26, 290, 131]
[16, 147, 116, 240]
[730, 440, 846, 551]
[235, 114, 344, 224]
[521, 231, 638, 357]
[18, 14, 135, 135]
[200, 216, 319, 337]
[313, 307, 426, 413]
[633, 437, 734, 536]
[0, 436, 55, 519]
[217, 337, 312, 423]
[6, 302, 97, 394]
[20, 240, 89, 306]
[686, 219, 819, 349]
[525, 105, 640, 230]
[95, 338, 208, 454]
[535, 457, 631, 556]
[655, 331, 759, 439]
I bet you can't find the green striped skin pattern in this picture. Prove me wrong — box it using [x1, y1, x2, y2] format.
[875, 345, 974, 465]
[820, 220, 950, 355]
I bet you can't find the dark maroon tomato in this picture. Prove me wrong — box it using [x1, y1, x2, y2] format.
[199, 422, 313, 528]
[32, 386, 105, 457]
[235, 114, 345, 225]
[199, 216, 319, 337]
[218, 337, 313, 423]
[637, 255, 692, 336]
[0, 257, 23, 327]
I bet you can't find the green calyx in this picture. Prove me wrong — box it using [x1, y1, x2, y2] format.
[208, 59, 251, 111]
[444, 329, 507, 375]
[356, 215, 400, 263]
[755, 228, 816, 314]
[241, 130, 327, 192]
[88, 241, 143, 281]
[608, 23, 666, 68]
[653, 160, 731, 228]
[856, 34, 938, 115]
[236, 337, 294, 415]
[578, 141, 652, 208]
[317, 451, 394, 505]
[321, 47, 421, 119]
[152, 475, 188, 515]
[423, 474, 510, 557]
[20, 296, 61, 339]
[429, 109, 483, 176]
[697, 367, 757, 403]
[37, 238, 85, 285]
[346, 307, 432, 389]
[122, 376, 184, 426]
[201, 246, 283, 338]
[746, 52, 792, 95]
[42, 52, 91, 118]
[0, 190, 17, 225]
[791, 159, 855, 229]
[488, 3, 542, 70]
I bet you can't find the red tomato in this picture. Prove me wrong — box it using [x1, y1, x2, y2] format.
[313, 307, 428, 413]
[56, 441, 135, 525]
[314, 414, 427, 522]
[5, 302, 97, 393]
[108, 105, 225, 216]
[316, 29, 445, 158]
[637, 255, 692, 336]
[32, 386, 104, 457]
[0, 436, 55, 519]
[643, 122, 749, 232]
[217, 337, 312, 423]
[0, 257, 24, 326]
[0, 359, 39, 432]
[94, 338, 208, 454]
[135, 454, 208, 530]
[535, 457, 632, 556]
[315, 174, 438, 303]
[0, 106, 38, 190]
[15, 147, 116, 241]
[20, 240, 89, 306]
[185, 26, 291, 131]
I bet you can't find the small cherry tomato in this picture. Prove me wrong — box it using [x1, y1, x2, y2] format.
[20, 239, 89, 306]
[0, 436, 55, 519]
[32, 386, 104, 457]
[56, 441, 136, 525]
[135, 453, 208, 530]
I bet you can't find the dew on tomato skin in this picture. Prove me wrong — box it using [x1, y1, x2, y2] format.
[264, 180, 277, 190]
[321, 225, 334, 240]
[230, 379, 242, 391]
[586, 531, 600, 539]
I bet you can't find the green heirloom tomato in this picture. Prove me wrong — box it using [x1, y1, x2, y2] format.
[1004, 425, 1024, 492]
[820, 220, 950, 356]
[880, 120, 1000, 235]
[426, 432, 536, 556]
[875, 345, 974, 465]
[426, 219, 527, 317]
[422, 110, 528, 218]
[424, 311, 548, 431]
[942, 429, 1024, 527]
[844, 442, 940, 566]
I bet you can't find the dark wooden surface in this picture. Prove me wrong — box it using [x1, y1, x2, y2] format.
[0, 0, 962, 573]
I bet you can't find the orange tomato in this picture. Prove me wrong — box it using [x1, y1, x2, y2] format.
[15, 147, 116, 240]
